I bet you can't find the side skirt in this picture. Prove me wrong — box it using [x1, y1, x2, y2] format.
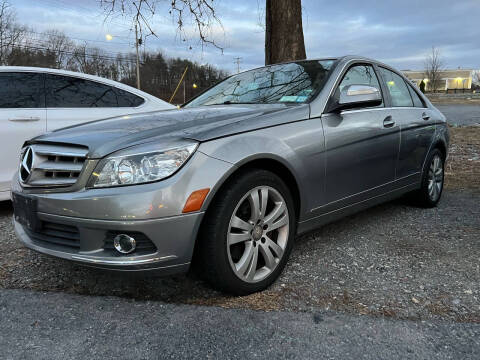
[296, 182, 419, 235]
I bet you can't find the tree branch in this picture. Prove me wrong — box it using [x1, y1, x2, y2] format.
[100, 0, 224, 52]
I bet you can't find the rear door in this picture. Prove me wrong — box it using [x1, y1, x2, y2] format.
[377, 67, 435, 185]
[45, 74, 146, 131]
[0, 72, 46, 196]
[321, 63, 399, 210]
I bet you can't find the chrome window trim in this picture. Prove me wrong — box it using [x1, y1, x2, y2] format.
[315, 57, 432, 117]
[336, 106, 429, 115]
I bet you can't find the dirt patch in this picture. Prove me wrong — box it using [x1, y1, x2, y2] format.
[445, 126, 480, 192]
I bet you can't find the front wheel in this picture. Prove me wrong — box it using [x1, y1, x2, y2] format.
[197, 169, 296, 295]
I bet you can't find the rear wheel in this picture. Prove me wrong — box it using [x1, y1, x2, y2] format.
[411, 148, 445, 208]
[198, 169, 296, 295]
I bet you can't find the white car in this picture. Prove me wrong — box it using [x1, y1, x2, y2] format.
[0, 66, 176, 201]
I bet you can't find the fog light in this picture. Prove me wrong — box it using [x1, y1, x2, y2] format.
[113, 234, 136, 254]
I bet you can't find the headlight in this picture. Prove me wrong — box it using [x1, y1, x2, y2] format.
[88, 141, 198, 188]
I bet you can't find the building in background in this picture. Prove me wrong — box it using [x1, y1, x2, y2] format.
[403, 69, 475, 92]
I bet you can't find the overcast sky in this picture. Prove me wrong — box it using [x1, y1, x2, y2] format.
[14, 0, 480, 73]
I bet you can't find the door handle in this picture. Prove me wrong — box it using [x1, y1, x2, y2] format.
[383, 116, 395, 128]
[8, 116, 40, 122]
[422, 112, 430, 121]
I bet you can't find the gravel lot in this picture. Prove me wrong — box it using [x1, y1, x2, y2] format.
[0, 126, 479, 324]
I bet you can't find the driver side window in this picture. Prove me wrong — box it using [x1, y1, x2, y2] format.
[338, 64, 383, 107]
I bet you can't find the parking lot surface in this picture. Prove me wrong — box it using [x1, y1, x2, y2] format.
[436, 104, 480, 126]
[1, 288, 479, 360]
[1, 189, 479, 323]
[1, 123, 479, 324]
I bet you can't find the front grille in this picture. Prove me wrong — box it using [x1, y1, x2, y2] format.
[26, 221, 80, 249]
[21, 144, 88, 188]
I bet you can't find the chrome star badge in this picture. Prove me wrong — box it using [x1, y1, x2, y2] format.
[19, 146, 34, 183]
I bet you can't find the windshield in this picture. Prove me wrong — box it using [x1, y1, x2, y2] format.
[185, 59, 337, 107]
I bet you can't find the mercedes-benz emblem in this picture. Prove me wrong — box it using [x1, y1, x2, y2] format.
[19, 146, 34, 183]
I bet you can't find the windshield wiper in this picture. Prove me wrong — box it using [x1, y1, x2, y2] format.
[208, 101, 258, 105]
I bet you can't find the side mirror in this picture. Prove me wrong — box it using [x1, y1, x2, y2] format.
[331, 84, 382, 112]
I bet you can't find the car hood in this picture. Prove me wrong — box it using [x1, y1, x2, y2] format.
[29, 104, 310, 158]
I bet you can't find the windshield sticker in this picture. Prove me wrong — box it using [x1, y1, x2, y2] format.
[296, 96, 308, 102]
[279, 96, 299, 102]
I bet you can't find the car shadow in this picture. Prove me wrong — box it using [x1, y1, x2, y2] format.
[0, 200, 12, 217]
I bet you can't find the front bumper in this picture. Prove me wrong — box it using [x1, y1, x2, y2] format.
[14, 210, 204, 273]
[12, 151, 234, 273]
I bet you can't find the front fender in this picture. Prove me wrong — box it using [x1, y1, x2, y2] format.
[198, 119, 326, 218]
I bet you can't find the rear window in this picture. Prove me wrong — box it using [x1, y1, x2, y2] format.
[0, 72, 44, 108]
[46, 74, 144, 108]
[379, 68, 413, 107]
[406, 83, 426, 108]
[114, 87, 145, 107]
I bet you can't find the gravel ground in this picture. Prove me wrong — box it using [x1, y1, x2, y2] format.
[0, 126, 479, 324]
[1, 190, 478, 323]
[2, 289, 479, 360]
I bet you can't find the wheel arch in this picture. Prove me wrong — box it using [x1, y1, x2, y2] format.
[433, 140, 447, 159]
[191, 155, 302, 274]
[202, 155, 302, 222]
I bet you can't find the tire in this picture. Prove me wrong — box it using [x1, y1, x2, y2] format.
[411, 148, 445, 208]
[197, 169, 296, 295]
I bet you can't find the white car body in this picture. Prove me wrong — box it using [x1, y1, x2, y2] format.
[0, 66, 176, 201]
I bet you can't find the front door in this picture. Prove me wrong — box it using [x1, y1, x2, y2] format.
[0, 72, 46, 197]
[321, 64, 399, 209]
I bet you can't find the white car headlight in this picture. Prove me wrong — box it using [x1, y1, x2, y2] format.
[88, 141, 198, 188]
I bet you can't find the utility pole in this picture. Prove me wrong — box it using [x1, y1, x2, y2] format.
[234, 57, 242, 74]
[135, 21, 141, 89]
[168, 66, 189, 104]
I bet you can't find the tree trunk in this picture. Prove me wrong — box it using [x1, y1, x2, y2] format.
[265, 0, 306, 65]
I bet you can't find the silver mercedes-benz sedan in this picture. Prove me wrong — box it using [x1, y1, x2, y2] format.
[12, 56, 449, 295]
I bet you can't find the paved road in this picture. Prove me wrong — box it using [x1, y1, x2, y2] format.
[436, 104, 480, 126]
[1, 288, 479, 360]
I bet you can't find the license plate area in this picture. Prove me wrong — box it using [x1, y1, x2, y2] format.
[12, 192, 40, 231]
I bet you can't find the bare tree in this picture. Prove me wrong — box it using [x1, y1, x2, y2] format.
[100, 0, 224, 51]
[473, 71, 480, 88]
[43, 30, 75, 68]
[424, 46, 444, 93]
[101, 0, 308, 67]
[0, 0, 26, 65]
[265, 0, 305, 65]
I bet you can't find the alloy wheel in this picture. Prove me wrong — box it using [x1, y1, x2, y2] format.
[227, 186, 289, 283]
[427, 154, 443, 202]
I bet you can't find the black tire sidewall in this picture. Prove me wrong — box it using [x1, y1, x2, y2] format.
[200, 169, 296, 295]
[419, 148, 445, 207]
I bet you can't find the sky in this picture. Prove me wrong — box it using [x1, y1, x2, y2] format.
[13, 0, 480, 74]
